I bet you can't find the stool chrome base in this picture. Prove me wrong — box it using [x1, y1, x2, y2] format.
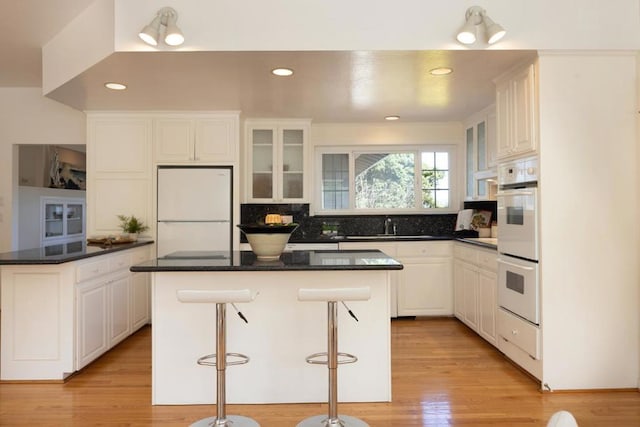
[296, 414, 369, 427]
[190, 415, 260, 427]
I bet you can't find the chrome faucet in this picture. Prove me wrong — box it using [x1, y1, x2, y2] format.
[384, 217, 394, 235]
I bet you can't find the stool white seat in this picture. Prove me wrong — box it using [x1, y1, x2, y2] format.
[297, 287, 371, 427]
[177, 288, 259, 427]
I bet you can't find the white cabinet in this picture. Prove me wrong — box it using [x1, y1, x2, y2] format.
[108, 274, 132, 347]
[76, 278, 109, 369]
[245, 119, 310, 202]
[396, 242, 453, 316]
[453, 242, 497, 347]
[75, 247, 149, 370]
[154, 114, 239, 163]
[131, 250, 150, 330]
[86, 114, 153, 237]
[495, 61, 538, 160]
[338, 241, 399, 317]
[464, 105, 497, 200]
[339, 241, 453, 317]
[41, 197, 85, 244]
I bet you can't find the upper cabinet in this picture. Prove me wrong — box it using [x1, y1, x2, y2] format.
[464, 105, 497, 200]
[495, 61, 538, 160]
[41, 197, 85, 245]
[245, 119, 310, 203]
[87, 114, 153, 237]
[154, 113, 239, 163]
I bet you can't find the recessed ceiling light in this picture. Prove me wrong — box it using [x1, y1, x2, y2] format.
[271, 68, 294, 77]
[385, 115, 400, 121]
[104, 82, 127, 90]
[429, 67, 453, 76]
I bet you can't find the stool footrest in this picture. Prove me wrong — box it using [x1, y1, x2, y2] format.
[305, 351, 358, 365]
[197, 352, 250, 367]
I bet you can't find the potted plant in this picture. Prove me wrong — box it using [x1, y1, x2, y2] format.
[117, 214, 149, 241]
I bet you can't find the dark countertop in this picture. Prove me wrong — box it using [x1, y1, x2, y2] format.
[0, 240, 154, 265]
[287, 234, 497, 250]
[455, 237, 498, 250]
[131, 249, 404, 272]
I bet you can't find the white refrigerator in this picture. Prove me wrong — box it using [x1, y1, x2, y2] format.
[157, 166, 232, 258]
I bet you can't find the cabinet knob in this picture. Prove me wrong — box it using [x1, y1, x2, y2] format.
[511, 329, 519, 335]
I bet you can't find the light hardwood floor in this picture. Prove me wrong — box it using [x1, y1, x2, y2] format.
[1, 318, 639, 426]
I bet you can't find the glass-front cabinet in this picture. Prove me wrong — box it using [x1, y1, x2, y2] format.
[464, 105, 497, 200]
[245, 119, 310, 202]
[41, 197, 86, 244]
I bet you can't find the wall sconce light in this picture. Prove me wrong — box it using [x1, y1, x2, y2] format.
[456, 6, 506, 45]
[138, 7, 184, 47]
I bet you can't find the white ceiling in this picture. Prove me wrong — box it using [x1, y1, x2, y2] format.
[2, 0, 537, 122]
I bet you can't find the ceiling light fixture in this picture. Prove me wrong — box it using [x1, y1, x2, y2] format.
[138, 7, 184, 47]
[271, 68, 294, 77]
[456, 6, 506, 45]
[429, 67, 453, 76]
[104, 82, 127, 90]
[385, 115, 400, 121]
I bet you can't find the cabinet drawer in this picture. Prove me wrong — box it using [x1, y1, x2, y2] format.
[454, 244, 478, 264]
[497, 308, 540, 359]
[397, 241, 452, 258]
[477, 250, 497, 271]
[109, 253, 131, 272]
[76, 259, 110, 283]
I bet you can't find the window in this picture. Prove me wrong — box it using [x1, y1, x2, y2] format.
[316, 145, 457, 214]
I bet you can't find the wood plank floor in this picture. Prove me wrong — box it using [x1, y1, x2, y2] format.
[1, 317, 639, 426]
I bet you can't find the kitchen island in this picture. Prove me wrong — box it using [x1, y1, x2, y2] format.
[131, 249, 402, 405]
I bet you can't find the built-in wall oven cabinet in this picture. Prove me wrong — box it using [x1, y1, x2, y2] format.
[496, 157, 539, 262]
[497, 255, 539, 325]
[496, 156, 540, 327]
[496, 186, 538, 261]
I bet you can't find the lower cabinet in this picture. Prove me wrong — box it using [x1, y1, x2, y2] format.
[76, 279, 109, 370]
[453, 243, 497, 347]
[339, 241, 453, 317]
[396, 242, 453, 316]
[75, 247, 150, 370]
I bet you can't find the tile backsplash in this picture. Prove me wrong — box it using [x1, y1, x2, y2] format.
[240, 204, 457, 242]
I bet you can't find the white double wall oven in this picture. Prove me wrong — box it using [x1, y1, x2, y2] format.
[496, 156, 540, 326]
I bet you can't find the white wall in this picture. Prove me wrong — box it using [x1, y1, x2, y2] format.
[0, 88, 86, 252]
[538, 52, 639, 389]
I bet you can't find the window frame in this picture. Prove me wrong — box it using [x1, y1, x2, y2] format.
[314, 144, 459, 215]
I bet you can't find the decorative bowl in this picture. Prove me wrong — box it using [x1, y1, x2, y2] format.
[237, 224, 298, 260]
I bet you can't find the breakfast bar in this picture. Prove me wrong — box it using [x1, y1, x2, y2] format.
[131, 249, 403, 405]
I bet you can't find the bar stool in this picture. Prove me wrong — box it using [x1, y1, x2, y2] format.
[176, 289, 260, 427]
[297, 287, 371, 427]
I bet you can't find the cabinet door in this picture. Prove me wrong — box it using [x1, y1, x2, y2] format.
[495, 81, 512, 159]
[154, 119, 194, 162]
[462, 262, 479, 330]
[108, 275, 131, 347]
[397, 258, 453, 316]
[453, 260, 465, 320]
[511, 64, 536, 155]
[131, 272, 150, 330]
[76, 280, 108, 370]
[478, 268, 497, 346]
[281, 128, 305, 200]
[486, 111, 497, 168]
[249, 127, 276, 200]
[43, 201, 65, 240]
[195, 118, 236, 162]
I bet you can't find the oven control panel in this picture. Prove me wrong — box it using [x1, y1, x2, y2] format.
[498, 156, 538, 186]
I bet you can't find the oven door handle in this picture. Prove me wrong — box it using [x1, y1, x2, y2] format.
[497, 258, 535, 271]
[496, 190, 534, 197]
